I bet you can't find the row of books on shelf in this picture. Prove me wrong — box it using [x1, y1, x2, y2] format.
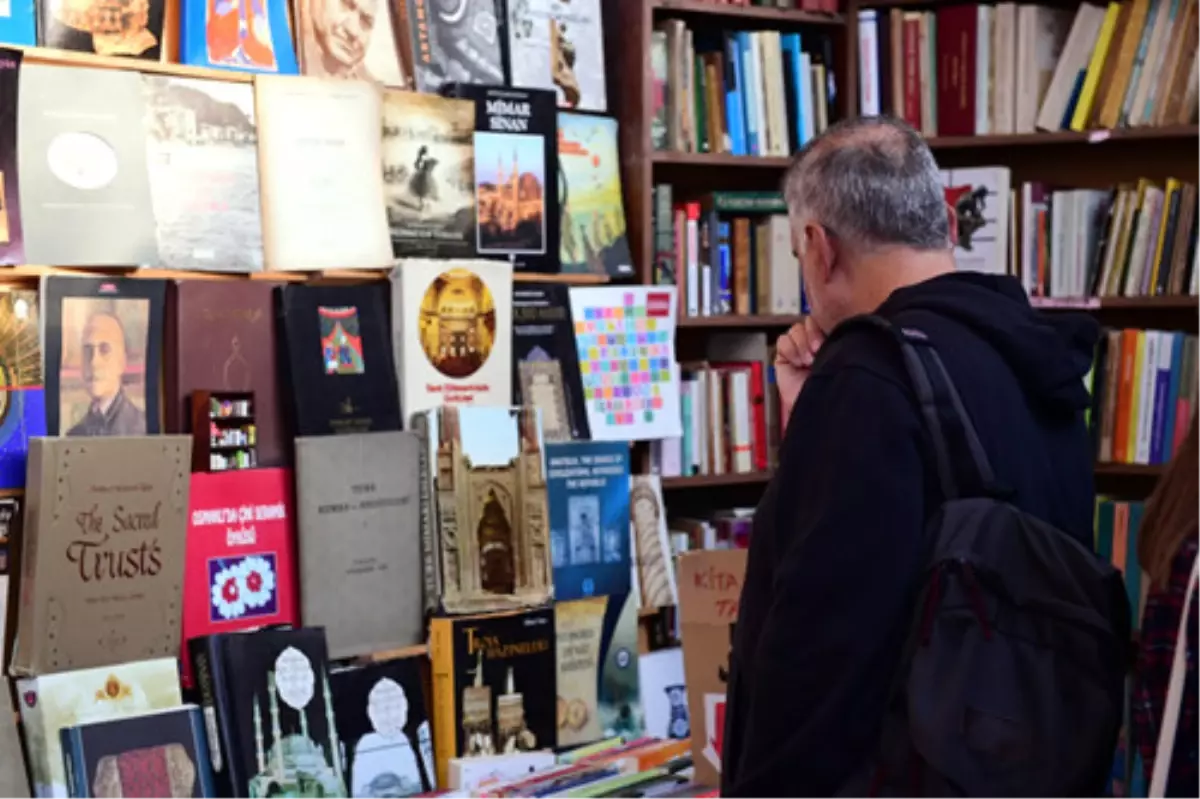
[1089, 329, 1196, 466]
[857, 0, 1199, 136]
[651, 188, 807, 318]
[650, 19, 838, 156]
[0, 53, 633, 277]
[1095, 498, 1150, 629]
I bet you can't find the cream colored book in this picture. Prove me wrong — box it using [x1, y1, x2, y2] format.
[255, 75, 392, 272]
[391, 258, 514, 419]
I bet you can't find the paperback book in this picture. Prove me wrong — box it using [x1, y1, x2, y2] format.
[557, 113, 633, 277]
[395, 0, 505, 93]
[41, 0, 166, 59]
[507, 0, 608, 112]
[180, 0, 299, 74]
[0, 290, 45, 490]
[0, 48, 25, 265]
[512, 284, 589, 442]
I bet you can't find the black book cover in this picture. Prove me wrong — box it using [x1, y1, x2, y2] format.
[41, 276, 166, 437]
[213, 627, 345, 797]
[276, 284, 402, 437]
[331, 657, 436, 797]
[512, 284, 589, 442]
[0, 48, 24, 266]
[39, 0, 166, 60]
[400, 0, 506, 93]
[443, 84, 559, 274]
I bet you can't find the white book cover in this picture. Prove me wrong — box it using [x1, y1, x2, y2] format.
[449, 751, 557, 791]
[638, 647, 689, 741]
[993, 3, 1018, 134]
[1034, 4, 1106, 131]
[255, 76, 392, 271]
[942, 167, 1012, 275]
[568, 286, 682, 441]
[1135, 331, 1160, 464]
[391, 258, 513, 419]
[727, 370, 753, 474]
[858, 10, 881, 116]
[975, 5, 993, 135]
[507, 0, 608, 112]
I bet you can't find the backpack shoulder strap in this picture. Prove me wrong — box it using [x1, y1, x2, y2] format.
[1149, 549, 1200, 798]
[835, 314, 1001, 501]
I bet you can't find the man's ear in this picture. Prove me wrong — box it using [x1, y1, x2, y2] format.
[946, 202, 959, 246]
[807, 222, 835, 283]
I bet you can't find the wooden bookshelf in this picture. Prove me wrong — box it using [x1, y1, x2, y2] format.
[661, 471, 773, 489]
[678, 313, 804, 329]
[1094, 463, 1166, 479]
[9, 44, 253, 83]
[651, 0, 846, 26]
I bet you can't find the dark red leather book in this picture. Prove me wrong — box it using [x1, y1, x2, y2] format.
[903, 14, 923, 128]
[936, 4, 978, 137]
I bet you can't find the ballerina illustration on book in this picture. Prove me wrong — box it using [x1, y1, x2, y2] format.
[206, 0, 279, 70]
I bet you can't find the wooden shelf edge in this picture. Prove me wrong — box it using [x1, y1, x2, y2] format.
[653, 151, 792, 168]
[1031, 295, 1199, 311]
[10, 44, 255, 83]
[678, 313, 804, 328]
[661, 471, 772, 489]
[651, 0, 845, 26]
[0, 265, 613, 286]
[1094, 463, 1165, 478]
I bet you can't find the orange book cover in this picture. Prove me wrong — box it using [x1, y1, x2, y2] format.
[1112, 329, 1139, 462]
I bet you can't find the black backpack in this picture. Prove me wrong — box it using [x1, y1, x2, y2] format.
[839, 316, 1132, 797]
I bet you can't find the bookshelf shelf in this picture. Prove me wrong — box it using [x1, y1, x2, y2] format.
[661, 471, 773, 489]
[926, 125, 1200, 150]
[1031, 295, 1200, 311]
[678, 313, 805, 329]
[0, 265, 609, 286]
[1094, 463, 1166, 479]
[652, 151, 793, 169]
[651, 0, 845, 26]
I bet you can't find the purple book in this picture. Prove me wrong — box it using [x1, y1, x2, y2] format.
[0, 48, 24, 265]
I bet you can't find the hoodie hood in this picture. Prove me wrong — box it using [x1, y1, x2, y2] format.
[877, 272, 1099, 415]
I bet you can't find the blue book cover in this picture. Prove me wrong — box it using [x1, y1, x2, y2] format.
[718, 223, 732, 314]
[1126, 502, 1145, 626]
[781, 33, 808, 148]
[722, 33, 746, 156]
[1148, 333, 1175, 464]
[0, 290, 44, 490]
[60, 706, 215, 797]
[546, 441, 631, 601]
[735, 32, 758, 156]
[0, 2, 35, 46]
[1161, 331, 1185, 461]
[180, 0, 298, 74]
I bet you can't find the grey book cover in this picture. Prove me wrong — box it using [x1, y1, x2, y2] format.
[17, 64, 157, 267]
[295, 431, 424, 659]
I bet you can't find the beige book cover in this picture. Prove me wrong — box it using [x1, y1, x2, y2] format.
[295, 0, 408, 87]
[1, 671, 29, 797]
[255, 75, 393, 271]
[391, 258, 513, 419]
[12, 436, 191, 676]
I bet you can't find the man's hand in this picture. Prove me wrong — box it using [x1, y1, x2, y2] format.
[776, 317, 825, 428]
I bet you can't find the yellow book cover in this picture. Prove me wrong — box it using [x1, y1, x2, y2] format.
[1127, 330, 1146, 461]
[1150, 178, 1182, 293]
[1070, 2, 1123, 130]
[1098, 0, 1154, 129]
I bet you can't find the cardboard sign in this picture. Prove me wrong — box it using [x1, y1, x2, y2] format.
[678, 548, 747, 788]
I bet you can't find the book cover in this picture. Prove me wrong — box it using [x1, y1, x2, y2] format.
[16, 658, 182, 798]
[630, 475, 678, 609]
[141, 76, 264, 273]
[507, 0, 607, 112]
[638, 647, 689, 742]
[941, 167, 1013, 276]
[60, 706, 215, 798]
[391, 258, 513, 417]
[554, 593, 642, 749]
[179, 0, 299, 74]
[165, 281, 285, 467]
[382, 91, 476, 259]
[557, 113, 633, 277]
[0, 662, 29, 797]
[41, 276, 166, 437]
[12, 436, 191, 676]
[512, 284, 589, 442]
[255, 75, 392, 271]
[17, 64, 157, 267]
[295, 432, 424, 659]
[331, 656, 437, 797]
[395, 0, 505, 94]
[181, 469, 298, 688]
[414, 405, 554, 615]
[0, 48, 25, 265]
[40, 0, 165, 59]
[204, 627, 346, 797]
[443, 84, 559, 273]
[545, 441, 631, 600]
[428, 607, 556, 788]
[295, 0, 407, 86]
[0, 2, 35, 46]
[276, 283, 402, 436]
[0, 290, 45, 490]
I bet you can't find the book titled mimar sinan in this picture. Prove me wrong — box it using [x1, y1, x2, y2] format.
[11, 436, 191, 676]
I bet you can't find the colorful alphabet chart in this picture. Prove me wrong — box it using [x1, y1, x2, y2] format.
[568, 286, 682, 441]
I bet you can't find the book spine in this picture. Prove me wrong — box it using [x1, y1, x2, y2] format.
[1162, 331, 1185, 460]
[1133, 331, 1157, 465]
[902, 14, 922, 128]
[188, 706, 219, 798]
[858, 10, 881, 115]
[937, 5, 976, 136]
[430, 618, 458, 789]
[723, 35, 746, 156]
[190, 636, 239, 798]
[409, 412, 441, 614]
[60, 728, 88, 799]
[718, 221, 733, 314]
[1149, 333, 1174, 463]
[654, 184, 674, 286]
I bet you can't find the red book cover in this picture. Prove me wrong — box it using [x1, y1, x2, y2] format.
[936, 4, 977, 137]
[711, 361, 765, 471]
[902, 15, 922, 128]
[179, 468, 298, 687]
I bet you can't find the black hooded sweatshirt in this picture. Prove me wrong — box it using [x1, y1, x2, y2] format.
[720, 273, 1101, 797]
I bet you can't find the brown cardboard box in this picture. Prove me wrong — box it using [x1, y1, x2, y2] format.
[678, 548, 748, 789]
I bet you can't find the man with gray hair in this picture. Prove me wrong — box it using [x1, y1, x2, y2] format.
[720, 117, 1101, 795]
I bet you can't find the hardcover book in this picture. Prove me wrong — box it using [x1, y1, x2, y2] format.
[557, 113, 633, 277]
[330, 656, 437, 797]
[295, 432, 424, 659]
[190, 627, 345, 798]
[181, 469, 298, 688]
[0, 3, 35, 46]
[507, 0, 607, 112]
[60, 706, 215, 798]
[17, 64, 157, 267]
[443, 84, 558, 272]
[141, 76, 264, 272]
[391, 258, 513, 417]
[395, 0, 505, 93]
[411, 405, 553, 615]
[382, 91, 476, 258]
[428, 607, 556, 788]
[545, 441, 631, 600]
[296, 0, 407, 86]
[11, 436, 192, 675]
[941, 166, 1013, 276]
[16, 658, 183, 798]
[41, 276, 166, 437]
[255, 75, 392, 271]
[512, 284, 589, 442]
[165, 281, 285, 467]
[554, 594, 641, 748]
[0, 48, 25, 265]
[0, 290, 46, 490]
[276, 283, 402, 436]
[40, 0, 166, 59]
[179, 0, 299, 74]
